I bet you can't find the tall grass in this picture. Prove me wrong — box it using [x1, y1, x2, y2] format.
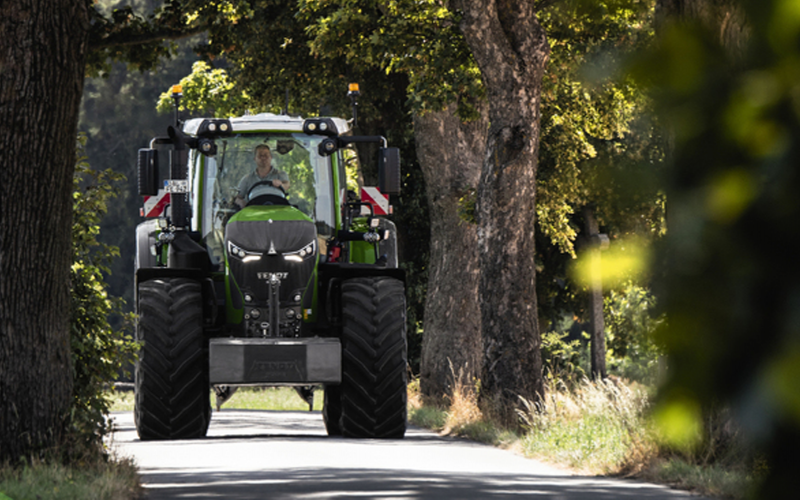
[0, 456, 140, 500]
[518, 378, 654, 473]
[408, 366, 517, 446]
[409, 373, 753, 498]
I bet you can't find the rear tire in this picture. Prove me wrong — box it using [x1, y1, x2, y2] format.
[339, 277, 407, 439]
[135, 278, 210, 440]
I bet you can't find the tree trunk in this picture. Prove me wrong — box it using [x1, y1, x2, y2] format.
[0, 0, 89, 460]
[415, 105, 487, 400]
[583, 206, 607, 379]
[452, 0, 549, 424]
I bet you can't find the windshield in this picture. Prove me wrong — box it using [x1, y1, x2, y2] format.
[195, 133, 335, 266]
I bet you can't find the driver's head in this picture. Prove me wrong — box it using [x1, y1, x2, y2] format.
[254, 144, 272, 170]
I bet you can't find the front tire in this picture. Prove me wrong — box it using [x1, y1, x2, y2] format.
[323, 385, 342, 436]
[339, 277, 407, 439]
[135, 278, 210, 440]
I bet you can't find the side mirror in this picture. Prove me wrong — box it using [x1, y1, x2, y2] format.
[138, 149, 159, 196]
[378, 147, 400, 195]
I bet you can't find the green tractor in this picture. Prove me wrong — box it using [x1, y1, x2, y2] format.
[133, 85, 407, 440]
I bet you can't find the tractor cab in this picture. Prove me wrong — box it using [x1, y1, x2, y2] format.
[186, 120, 345, 270]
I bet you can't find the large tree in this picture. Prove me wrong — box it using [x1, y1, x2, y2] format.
[0, 0, 236, 461]
[0, 0, 89, 460]
[451, 0, 550, 422]
[415, 106, 486, 398]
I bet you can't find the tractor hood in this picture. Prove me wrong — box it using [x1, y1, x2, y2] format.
[224, 206, 318, 318]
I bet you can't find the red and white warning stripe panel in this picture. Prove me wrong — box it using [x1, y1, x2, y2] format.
[141, 190, 170, 218]
[361, 186, 389, 216]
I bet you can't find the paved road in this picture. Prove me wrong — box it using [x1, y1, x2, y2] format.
[110, 410, 713, 499]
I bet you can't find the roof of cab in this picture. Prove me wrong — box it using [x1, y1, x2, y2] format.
[182, 113, 351, 136]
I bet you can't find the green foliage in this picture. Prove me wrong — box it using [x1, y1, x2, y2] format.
[528, 1, 667, 333]
[633, 0, 800, 493]
[537, 0, 666, 259]
[299, 0, 484, 119]
[408, 406, 447, 430]
[541, 329, 589, 382]
[68, 135, 138, 459]
[198, 0, 357, 116]
[156, 61, 250, 117]
[541, 281, 663, 385]
[457, 187, 477, 225]
[604, 281, 664, 383]
[649, 457, 756, 500]
[87, 0, 252, 78]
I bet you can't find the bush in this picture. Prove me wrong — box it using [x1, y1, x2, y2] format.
[541, 329, 589, 383]
[67, 135, 138, 461]
[604, 282, 664, 384]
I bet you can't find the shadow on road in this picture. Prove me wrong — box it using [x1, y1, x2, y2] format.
[138, 467, 695, 500]
[112, 409, 451, 444]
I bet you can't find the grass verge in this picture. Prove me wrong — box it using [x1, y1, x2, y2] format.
[518, 378, 652, 474]
[0, 456, 140, 500]
[216, 387, 324, 411]
[639, 457, 757, 499]
[408, 375, 753, 499]
[110, 386, 324, 413]
[407, 374, 517, 448]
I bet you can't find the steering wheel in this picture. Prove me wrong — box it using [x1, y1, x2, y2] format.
[246, 180, 289, 207]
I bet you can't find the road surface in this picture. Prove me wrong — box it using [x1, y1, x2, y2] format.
[110, 410, 713, 499]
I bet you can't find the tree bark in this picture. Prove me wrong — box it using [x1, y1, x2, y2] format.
[0, 0, 89, 460]
[452, 0, 549, 424]
[415, 105, 487, 400]
[583, 206, 607, 379]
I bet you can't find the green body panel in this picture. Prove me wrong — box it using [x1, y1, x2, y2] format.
[229, 205, 313, 224]
[349, 241, 376, 264]
[332, 154, 343, 231]
[196, 153, 206, 226]
[348, 217, 376, 264]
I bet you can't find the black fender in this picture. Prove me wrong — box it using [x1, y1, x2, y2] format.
[317, 262, 406, 327]
[135, 268, 219, 327]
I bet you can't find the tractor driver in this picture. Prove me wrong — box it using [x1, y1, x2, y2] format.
[234, 144, 290, 208]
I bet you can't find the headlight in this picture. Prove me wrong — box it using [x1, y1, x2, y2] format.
[283, 240, 316, 262]
[228, 241, 262, 262]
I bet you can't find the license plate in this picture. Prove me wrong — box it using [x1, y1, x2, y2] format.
[257, 272, 288, 280]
